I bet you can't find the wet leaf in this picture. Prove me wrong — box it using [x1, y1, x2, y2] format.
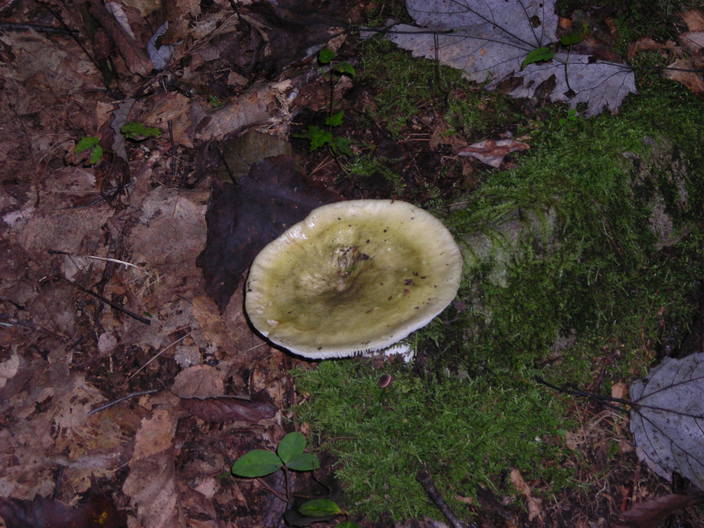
[614, 493, 704, 528]
[0, 495, 125, 528]
[297, 498, 343, 517]
[277, 432, 306, 464]
[180, 393, 276, 423]
[629, 353, 704, 489]
[196, 155, 339, 310]
[231, 449, 283, 477]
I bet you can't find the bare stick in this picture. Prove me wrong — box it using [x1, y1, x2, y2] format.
[59, 277, 152, 325]
[60, 276, 151, 325]
[87, 389, 159, 416]
[128, 333, 189, 380]
[416, 470, 472, 528]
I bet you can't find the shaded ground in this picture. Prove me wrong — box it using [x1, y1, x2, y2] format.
[1, 0, 704, 527]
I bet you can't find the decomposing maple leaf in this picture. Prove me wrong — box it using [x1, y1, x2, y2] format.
[385, 0, 636, 116]
[629, 353, 704, 490]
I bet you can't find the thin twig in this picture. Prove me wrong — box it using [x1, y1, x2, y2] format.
[416, 470, 471, 528]
[60, 276, 151, 325]
[86, 255, 139, 268]
[87, 389, 159, 416]
[128, 333, 189, 379]
[255, 477, 289, 504]
[0, 22, 78, 34]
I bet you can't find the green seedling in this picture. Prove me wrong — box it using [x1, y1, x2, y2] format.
[74, 136, 104, 165]
[559, 21, 589, 46]
[231, 432, 319, 477]
[232, 432, 354, 525]
[120, 121, 161, 141]
[296, 118, 352, 155]
[317, 48, 357, 78]
[294, 49, 356, 155]
[521, 46, 555, 69]
[208, 95, 224, 108]
[558, 108, 582, 127]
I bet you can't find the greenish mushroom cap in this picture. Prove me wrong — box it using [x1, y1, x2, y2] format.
[245, 200, 463, 359]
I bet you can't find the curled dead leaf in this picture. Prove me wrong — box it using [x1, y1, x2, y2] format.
[180, 391, 277, 423]
[458, 139, 530, 168]
[681, 9, 704, 32]
[509, 468, 543, 522]
[614, 493, 704, 528]
[664, 59, 704, 94]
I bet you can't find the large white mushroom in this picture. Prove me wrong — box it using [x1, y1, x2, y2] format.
[244, 200, 463, 359]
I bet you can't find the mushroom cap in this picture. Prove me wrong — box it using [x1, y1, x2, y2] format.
[244, 200, 463, 359]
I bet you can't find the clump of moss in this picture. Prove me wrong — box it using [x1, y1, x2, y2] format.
[295, 360, 571, 521]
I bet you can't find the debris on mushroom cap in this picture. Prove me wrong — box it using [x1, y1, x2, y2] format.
[244, 200, 463, 359]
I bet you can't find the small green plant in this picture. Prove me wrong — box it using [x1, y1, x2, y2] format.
[295, 49, 356, 155]
[231, 432, 357, 526]
[317, 48, 357, 78]
[120, 121, 161, 140]
[521, 46, 555, 69]
[296, 111, 352, 155]
[74, 136, 103, 165]
[231, 431, 319, 477]
[207, 95, 224, 108]
[558, 108, 582, 128]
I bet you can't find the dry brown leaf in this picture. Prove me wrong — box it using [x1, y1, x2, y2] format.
[678, 31, 704, 55]
[123, 407, 182, 527]
[123, 451, 182, 528]
[139, 92, 195, 147]
[681, 9, 704, 31]
[458, 139, 530, 168]
[627, 37, 673, 60]
[509, 469, 543, 522]
[611, 381, 628, 400]
[664, 59, 704, 94]
[195, 81, 294, 141]
[171, 365, 225, 398]
[131, 409, 178, 460]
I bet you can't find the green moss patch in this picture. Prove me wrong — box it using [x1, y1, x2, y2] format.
[295, 360, 571, 520]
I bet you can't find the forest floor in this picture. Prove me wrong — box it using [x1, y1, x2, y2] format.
[2, 0, 704, 527]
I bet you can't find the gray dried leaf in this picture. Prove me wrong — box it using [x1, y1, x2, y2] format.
[386, 0, 635, 116]
[629, 353, 704, 490]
